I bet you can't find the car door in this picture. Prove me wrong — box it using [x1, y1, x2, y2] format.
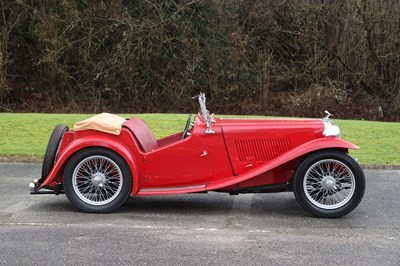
[144, 135, 212, 187]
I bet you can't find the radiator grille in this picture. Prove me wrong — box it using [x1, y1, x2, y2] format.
[234, 139, 291, 163]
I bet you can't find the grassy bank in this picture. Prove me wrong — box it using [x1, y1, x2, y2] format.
[0, 113, 398, 165]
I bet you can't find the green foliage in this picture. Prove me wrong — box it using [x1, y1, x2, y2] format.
[1, 0, 400, 117]
[0, 112, 189, 157]
[0, 113, 399, 165]
[337, 119, 400, 165]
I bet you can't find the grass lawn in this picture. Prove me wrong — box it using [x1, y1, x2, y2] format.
[0, 113, 399, 165]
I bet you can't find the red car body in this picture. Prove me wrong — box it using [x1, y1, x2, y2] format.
[30, 93, 365, 217]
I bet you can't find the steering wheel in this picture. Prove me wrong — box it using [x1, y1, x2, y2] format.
[182, 114, 192, 139]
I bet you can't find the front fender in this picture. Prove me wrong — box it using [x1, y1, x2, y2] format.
[207, 137, 359, 190]
[39, 135, 140, 195]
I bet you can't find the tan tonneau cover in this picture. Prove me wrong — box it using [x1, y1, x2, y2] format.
[73, 113, 126, 135]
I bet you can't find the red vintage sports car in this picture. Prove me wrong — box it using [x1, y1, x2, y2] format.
[30, 93, 365, 217]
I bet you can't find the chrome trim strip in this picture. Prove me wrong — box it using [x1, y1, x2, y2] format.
[140, 184, 206, 192]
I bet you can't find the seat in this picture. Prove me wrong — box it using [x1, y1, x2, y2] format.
[123, 118, 158, 153]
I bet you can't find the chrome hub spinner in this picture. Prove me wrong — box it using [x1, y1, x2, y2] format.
[92, 173, 106, 188]
[321, 176, 336, 190]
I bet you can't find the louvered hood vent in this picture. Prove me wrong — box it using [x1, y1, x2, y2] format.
[235, 139, 291, 163]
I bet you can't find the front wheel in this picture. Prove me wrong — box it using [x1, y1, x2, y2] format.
[63, 147, 132, 213]
[293, 150, 365, 218]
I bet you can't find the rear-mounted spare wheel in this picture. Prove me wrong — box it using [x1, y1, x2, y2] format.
[40, 124, 69, 183]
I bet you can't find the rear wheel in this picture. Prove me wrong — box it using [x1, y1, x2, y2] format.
[63, 147, 132, 213]
[294, 150, 365, 218]
[41, 124, 69, 182]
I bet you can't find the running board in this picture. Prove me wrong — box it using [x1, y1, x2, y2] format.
[138, 184, 206, 196]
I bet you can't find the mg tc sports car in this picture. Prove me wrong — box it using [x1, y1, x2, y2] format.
[30, 93, 365, 217]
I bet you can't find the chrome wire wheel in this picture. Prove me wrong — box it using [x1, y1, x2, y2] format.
[72, 155, 123, 206]
[303, 159, 356, 210]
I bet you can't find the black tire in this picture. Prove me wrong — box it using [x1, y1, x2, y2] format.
[63, 147, 132, 213]
[41, 124, 69, 182]
[293, 150, 365, 218]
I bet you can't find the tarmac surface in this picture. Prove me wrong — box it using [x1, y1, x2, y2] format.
[0, 163, 399, 265]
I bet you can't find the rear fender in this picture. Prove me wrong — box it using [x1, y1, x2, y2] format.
[207, 138, 359, 190]
[39, 135, 140, 195]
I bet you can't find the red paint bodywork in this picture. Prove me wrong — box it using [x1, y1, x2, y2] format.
[39, 114, 359, 196]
